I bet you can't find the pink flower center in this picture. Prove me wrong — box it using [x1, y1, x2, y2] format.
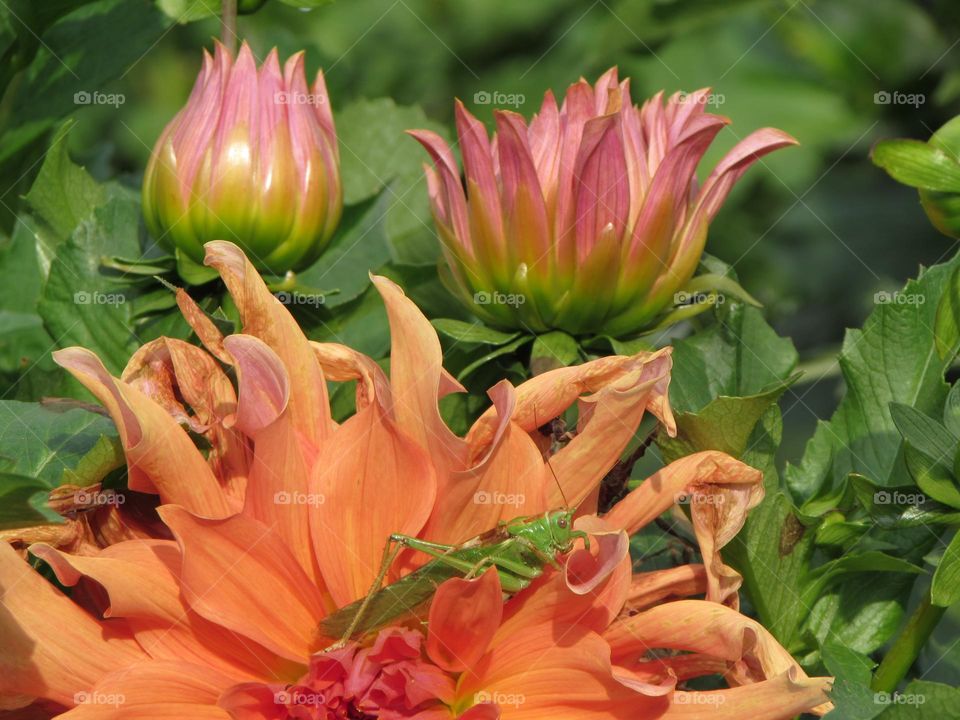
[223, 628, 456, 720]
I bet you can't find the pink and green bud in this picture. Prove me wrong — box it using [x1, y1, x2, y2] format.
[411, 69, 797, 336]
[142, 41, 342, 275]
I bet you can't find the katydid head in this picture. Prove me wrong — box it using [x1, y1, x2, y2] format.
[545, 508, 590, 554]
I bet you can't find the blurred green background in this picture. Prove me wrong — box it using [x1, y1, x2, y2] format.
[4, 0, 960, 458]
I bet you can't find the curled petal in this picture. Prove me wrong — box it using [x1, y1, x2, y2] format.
[564, 516, 629, 596]
[427, 568, 503, 673]
[222, 334, 290, 435]
[626, 564, 708, 611]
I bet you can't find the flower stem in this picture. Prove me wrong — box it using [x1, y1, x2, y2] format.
[872, 589, 945, 693]
[221, 0, 238, 54]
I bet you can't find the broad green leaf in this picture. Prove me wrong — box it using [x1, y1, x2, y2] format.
[23, 122, 107, 242]
[787, 253, 960, 502]
[821, 642, 882, 720]
[931, 530, 960, 607]
[431, 319, 520, 346]
[529, 331, 579, 374]
[890, 402, 960, 508]
[156, 0, 221, 22]
[935, 265, 960, 359]
[457, 336, 531, 382]
[876, 680, 960, 719]
[801, 551, 923, 609]
[658, 376, 797, 460]
[944, 383, 960, 437]
[850, 475, 960, 529]
[871, 139, 960, 192]
[335, 99, 449, 266]
[296, 192, 392, 308]
[0, 400, 120, 527]
[37, 197, 142, 374]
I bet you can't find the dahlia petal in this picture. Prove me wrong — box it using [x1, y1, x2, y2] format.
[604, 599, 812, 686]
[458, 704, 500, 720]
[427, 568, 502, 673]
[371, 275, 466, 477]
[204, 241, 331, 581]
[426, 381, 547, 544]
[52, 348, 234, 518]
[159, 506, 328, 662]
[175, 288, 230, 364]
[310, 341, 392, 411]
[626, 564, 708, 611]
[458, 627, 653, 719]
[55, 661, 233, 720]
[310, 399, 437, 605]
[222, 334, 290, 435]
[695, 128, 799, 223]
[572, 113, 629, 262]
[122, 337, 248, 504]
[603, 451, 762, 606]
[408, 130, 473, 255]
[30, 540, 293, 682]
[0, 542, 145, 707]
[663, 670, 832, 720]
[564, 517, 629, 596]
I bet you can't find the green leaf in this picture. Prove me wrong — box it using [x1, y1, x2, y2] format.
[931, 530, 960, 607]
[529, 331, 580, 374]
[890, 402, 960, 508]
[155, 0, 221, 22]
[431, 319, 520, 346]
[944, 383, 960, 437]
[876, 680, 960, 719]
[457, 336, 531, 382]
[335, 99, 449, 266]
[787, 253, 960, 502]
[658, 376, 798, 460]
[871, 139, 960, 192]
[801, 551, 924, 609]
[821, 642, 882, 720]
[37, 197, 143, 374]
[0, 400, 120, 527]
[23, 122, 107, 242]
[296, 192, 393, 308]
[935, 265, 960, 359]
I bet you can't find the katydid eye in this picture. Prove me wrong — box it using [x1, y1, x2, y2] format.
[557, 517, 568, 529]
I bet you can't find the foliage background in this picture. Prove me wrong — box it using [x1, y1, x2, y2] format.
[2, 0, 960, 710]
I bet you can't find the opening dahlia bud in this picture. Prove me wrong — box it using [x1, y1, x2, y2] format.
[410, 69, 797, 336]
[142, 41, 342, 276]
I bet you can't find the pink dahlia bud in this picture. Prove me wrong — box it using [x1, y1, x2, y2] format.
[142, 41, 341, 275]
[410, 70, 797, 335]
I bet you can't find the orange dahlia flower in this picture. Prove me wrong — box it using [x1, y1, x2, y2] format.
[0, 242, 830, 719]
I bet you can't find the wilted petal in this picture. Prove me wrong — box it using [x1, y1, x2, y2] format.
[53, 348, 234, 519]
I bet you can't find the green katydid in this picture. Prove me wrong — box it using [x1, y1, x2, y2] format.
[318, 508, 590, 649]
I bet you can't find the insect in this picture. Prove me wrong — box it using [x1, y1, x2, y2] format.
[318, 508, 589, 649]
